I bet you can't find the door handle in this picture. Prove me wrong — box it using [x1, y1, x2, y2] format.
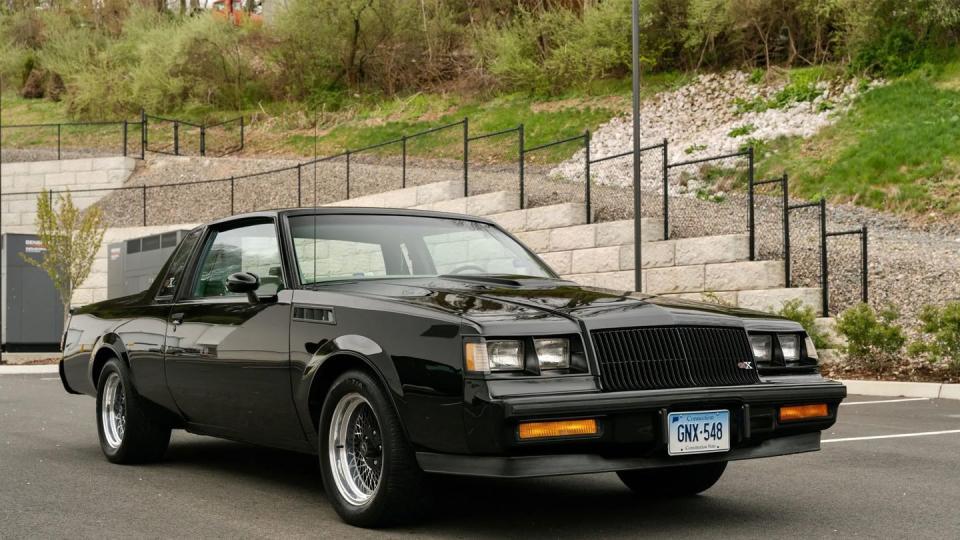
[171, 312, 184, 326]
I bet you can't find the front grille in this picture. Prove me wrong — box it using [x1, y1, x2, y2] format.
[591, 326, 760, 391]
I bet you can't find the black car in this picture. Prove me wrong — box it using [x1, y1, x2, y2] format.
[60, 208, 846, 527]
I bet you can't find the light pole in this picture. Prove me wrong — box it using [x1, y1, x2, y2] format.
[631, 0, 642, 292]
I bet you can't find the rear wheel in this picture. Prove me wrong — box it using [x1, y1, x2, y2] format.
[617, 461, 727, 497]
[319, 370, 430, 528]
[96, 358, 171, 464]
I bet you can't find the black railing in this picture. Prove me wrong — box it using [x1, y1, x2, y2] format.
[1, 112, 871, 315]
[0, 111, 243, 161]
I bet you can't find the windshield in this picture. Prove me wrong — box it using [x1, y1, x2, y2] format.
[288, 214, 554, 285]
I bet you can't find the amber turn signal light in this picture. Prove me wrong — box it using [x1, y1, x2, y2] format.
[518, 418, 598, 440]
[779, 403, 829, 422]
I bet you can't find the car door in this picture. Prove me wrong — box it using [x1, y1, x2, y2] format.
[163, 218, 308, 450]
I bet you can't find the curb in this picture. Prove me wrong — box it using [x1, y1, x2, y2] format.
[840, 379, 959, 400]
[0, 365, 60, 375]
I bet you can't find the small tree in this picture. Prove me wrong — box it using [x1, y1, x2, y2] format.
[21, 190, 106, 326]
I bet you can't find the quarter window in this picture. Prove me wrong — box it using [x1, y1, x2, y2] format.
[191, 222, 284, 298]
[156, 229, 202, 298]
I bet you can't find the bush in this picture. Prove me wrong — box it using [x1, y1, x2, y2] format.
[777, 299, 830, 349]
[908, 302, 960, 374]
[835, 303, 906, 375]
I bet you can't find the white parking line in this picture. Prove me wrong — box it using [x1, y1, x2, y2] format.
[823, 429, 960, 443]
[841, 398, 930, 406]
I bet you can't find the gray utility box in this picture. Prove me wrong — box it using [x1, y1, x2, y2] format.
[108, 230, 189, 299]
[1, 233, 65, 352]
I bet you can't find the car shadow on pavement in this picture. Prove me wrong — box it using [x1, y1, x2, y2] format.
[158, 436, 772, 536]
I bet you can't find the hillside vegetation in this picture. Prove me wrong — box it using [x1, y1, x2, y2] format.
[2, 1, 960, 218]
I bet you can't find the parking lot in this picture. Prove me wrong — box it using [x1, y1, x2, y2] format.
[1, 373, 958, 539]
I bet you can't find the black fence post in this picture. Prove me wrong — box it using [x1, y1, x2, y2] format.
[142, 185, 147, 226]
[584, 130, 592, 224]
[296, 164, 302, 207]
[57, 124, 61, 160]
[782, 173, 791, 287]
[401, 135, 407, 188]
[230, 177, 235, 215]
[346, 151, 351, 199]
[747, 146, 755, 261]
[173, 121, 180, 156]
[122, 120, 128, 157]
[861, 225, 869, 304]
[819, 197, 828, 317]
[200, 125, 206, 157]
[462, 118, 469, 197]
[239, 116, 244, 151]
[141, 109, 147, 159]
[662, 138, 669, 240]
[518, 124, 525, 209]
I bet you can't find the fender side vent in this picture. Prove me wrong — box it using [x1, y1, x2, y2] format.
[293, 306, 335, 324]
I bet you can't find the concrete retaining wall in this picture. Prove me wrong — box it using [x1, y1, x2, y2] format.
[1, 157, 136, 234]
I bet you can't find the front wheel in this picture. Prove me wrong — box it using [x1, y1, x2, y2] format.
[617, 461, 727, 497]
[319, 370, 430, 528]
[96, 358, 171, 464]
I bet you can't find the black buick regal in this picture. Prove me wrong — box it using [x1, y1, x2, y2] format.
[60, 208, 846, 527]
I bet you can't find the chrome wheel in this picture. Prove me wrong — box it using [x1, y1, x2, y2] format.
[328, 393, 383, 506]
[101, 372, 126, 449]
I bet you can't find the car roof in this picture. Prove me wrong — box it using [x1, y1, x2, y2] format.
[206, 207, 500, 227]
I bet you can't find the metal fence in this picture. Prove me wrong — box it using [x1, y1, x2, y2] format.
[1, 113, 870, 315]
[0, 111, 243, 162]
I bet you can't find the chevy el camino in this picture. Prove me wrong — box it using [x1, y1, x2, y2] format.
[60, 208, 846, 527]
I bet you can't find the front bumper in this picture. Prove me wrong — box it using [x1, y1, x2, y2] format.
[418, 431, 821, 478]
[432, 380, 845, 477]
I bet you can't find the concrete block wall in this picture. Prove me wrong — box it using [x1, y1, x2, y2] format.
[72, 223, 199, 307]
[1, 157, 136, 234]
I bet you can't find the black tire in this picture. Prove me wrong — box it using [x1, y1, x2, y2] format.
[617, 461, 727, 497]
[319, 369, 430, 528]
[96, 358, 171, 464]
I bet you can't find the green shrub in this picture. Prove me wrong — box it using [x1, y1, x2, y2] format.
[777, 299, 830, 349]
[908, 302, 960, 374]
[835, 303, 906, 375]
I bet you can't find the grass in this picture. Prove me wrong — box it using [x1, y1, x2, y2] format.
[1, 71, 696, 165]
[757, 63, 960, 217]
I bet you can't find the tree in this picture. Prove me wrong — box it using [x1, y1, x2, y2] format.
[21, 190, 106, 326]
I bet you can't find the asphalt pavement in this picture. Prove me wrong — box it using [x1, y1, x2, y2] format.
[2, 374, 959, 539]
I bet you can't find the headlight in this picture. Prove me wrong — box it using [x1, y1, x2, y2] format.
[749, 335, 772, 362]
[777, 334, 799, 362]
[804, 336, 819, 360]
[464, 340, 523, 373]
[534, 338, 570, 370]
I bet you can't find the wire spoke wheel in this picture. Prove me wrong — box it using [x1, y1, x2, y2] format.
[100, 372, 126, 449]
[329, 393, 383, 506]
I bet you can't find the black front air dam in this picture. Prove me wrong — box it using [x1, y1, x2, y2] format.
[417, 431, 821, 478]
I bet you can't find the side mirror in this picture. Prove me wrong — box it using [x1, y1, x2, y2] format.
[227, 272, 260, 304]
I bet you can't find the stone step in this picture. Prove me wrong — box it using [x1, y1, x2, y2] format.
[560, 260, 785, 295]
[514, 218, 663, 254]
[412, 190, 520, 216]
[534, 233, 750, 275]
[487, 202, 588, 233]
[326, 180, 463, 209]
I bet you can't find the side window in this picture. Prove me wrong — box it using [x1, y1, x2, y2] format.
[156, 229, 202, 298]
[191, 222, 284, 298]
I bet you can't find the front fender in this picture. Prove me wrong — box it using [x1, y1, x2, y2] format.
[294, 334, 407, 446]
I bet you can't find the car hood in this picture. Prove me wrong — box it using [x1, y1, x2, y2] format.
[313, 276, 793, 334]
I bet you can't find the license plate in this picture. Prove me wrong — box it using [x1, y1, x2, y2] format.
[667, 410, 730, 456]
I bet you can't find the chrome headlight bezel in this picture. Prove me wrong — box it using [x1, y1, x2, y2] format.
[747, 330, 817, 369]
